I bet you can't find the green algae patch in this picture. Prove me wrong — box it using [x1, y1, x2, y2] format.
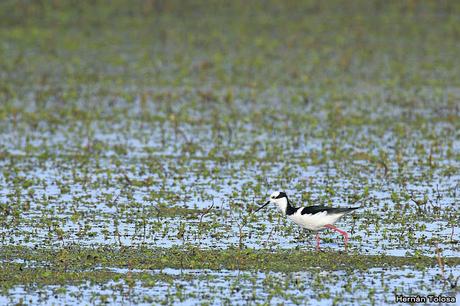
[0, 263, 122, 289]
[1, 246, 457, 276]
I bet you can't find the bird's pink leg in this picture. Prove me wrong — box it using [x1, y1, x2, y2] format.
[315, 232, 321, 251]
[325, 224, 349, 251]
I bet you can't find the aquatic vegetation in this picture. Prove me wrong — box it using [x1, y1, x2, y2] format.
[0, 0, 459, 304]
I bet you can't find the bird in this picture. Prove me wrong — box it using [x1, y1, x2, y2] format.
[255, 191, 360, 251]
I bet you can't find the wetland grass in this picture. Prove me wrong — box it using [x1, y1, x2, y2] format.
[0, 0, 459, 304]
[1, 246, 459, 277]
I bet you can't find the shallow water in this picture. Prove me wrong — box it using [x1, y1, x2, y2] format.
[1, 266, 458, 305]
[0, 113, 458, 257]
[1, 1, 460, 304]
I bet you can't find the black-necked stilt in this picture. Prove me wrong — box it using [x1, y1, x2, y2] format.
[255, 191, 360, 251]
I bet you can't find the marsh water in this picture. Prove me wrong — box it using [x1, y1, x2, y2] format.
[0, 1, 459, 305]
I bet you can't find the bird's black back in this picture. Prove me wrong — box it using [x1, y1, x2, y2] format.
[300, 206, 360, 215]
[281, 193, 360, 216]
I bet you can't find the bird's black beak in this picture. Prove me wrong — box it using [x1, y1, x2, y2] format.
[255, 200, 270, 212]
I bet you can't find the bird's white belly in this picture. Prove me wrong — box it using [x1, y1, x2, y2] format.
[288, 211, 344, 231]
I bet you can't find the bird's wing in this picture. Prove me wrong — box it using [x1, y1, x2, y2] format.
[300, 206, 360, 215]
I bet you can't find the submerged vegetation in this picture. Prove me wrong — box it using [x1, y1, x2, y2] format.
[0, 0, 459, 304]
[2, 245, 458, 274]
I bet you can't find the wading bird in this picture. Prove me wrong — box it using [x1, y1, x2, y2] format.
[255, 191, 359, 251]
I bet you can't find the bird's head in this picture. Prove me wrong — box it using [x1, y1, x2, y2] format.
[255, 191, 289, 214]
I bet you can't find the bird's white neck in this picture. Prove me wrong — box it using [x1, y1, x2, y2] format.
[275, 197, 289, 215]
